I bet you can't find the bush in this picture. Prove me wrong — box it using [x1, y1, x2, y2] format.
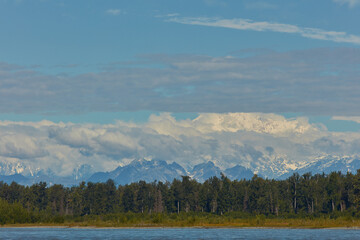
[0, 198, 31, 224]
[151, 213, 163, 223]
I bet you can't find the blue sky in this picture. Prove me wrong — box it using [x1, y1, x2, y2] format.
[2, 0, 359, 67]
[0, 0, 360, 128]
[1, 0, 360, 176]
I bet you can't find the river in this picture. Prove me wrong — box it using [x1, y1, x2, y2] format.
[1, 227, 359, 239]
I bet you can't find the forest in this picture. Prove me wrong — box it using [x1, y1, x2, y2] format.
[1, 170, 360, 227]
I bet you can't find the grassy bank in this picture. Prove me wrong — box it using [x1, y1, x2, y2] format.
[2, 213, 360, 229]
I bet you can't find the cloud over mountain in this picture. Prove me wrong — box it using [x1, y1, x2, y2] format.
[0, 113, 359, 178]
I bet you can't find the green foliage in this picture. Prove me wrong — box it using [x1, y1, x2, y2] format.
[0, 198, 31, 224]
[2, 170, 360, 226]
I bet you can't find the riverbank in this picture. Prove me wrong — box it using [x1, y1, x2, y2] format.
[2, 218, 360, 229]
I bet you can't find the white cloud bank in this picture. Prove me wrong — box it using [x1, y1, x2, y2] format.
[0, 113, 359, 178]
[167, 16, 360, 45]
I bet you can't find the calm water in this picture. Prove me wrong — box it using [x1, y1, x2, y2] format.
[0, 228, 359, 240]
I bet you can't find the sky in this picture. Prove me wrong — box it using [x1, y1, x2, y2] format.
[0, 0, 360, 177]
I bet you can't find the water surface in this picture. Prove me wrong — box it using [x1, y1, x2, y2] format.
[0, 227, 359, 240]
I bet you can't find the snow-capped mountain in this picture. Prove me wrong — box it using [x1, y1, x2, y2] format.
[0, 162, 95, 186]
[2, 155, 360, 186]
[279, 155, 360, 179]
[88, 159, 187, 185]
[192, 113, 313, 135]
[72, 164, 95, 181]
[224, 165, 254, 180]
[189, 161, 222, 182]
[0, 161, 35, 176]
[88, 159, 255, 184]
[0, 174, 29, 185]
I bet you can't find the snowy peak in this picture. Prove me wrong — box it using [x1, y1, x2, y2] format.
[279, 155, 360, 179]
[193, 113, 314, 135]
[88, 159, 187, 185]
[0, 161, 40, 177]
[89, 160, 253, 184]
[0, 174, 29, 185]
[2, 156, 360, 186]
[72, 164, 94, 181]
[0, 162, 26, 175]
[190, 161, 222, 182]
[224, 165, 254, 180]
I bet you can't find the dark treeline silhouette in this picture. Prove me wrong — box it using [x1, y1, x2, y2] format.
[1, 170, 360, 224]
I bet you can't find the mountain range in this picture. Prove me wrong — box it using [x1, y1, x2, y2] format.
[279, 156, 360, 179]
[0, 159, 254, 186]
[1, 156, 360, 186]
[88, 159, 255, 185]
[88, 159, 188, 185]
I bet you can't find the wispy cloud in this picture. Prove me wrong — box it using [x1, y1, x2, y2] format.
[155, 13, 179, 18]
[166, 16, 360, 45]
[332, 116, 360, 123]
[1, 48, 360, 116]
[333, 0, 360, 7]
[106, 9, 122, 16]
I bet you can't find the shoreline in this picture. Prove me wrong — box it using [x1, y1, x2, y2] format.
[2, 224, 360, 230]
[2, 216, 360, 230]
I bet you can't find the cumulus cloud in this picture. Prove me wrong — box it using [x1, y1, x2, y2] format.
[1, 113, 360, 178]
[191, 113, 314, 135]
[0, 48, 359, 116]
[166, 16, 360, 45]
[0, 134, 47, 159]
[333, 0, 360, 7]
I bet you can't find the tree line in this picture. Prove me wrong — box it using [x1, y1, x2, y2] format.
[1, 170, 360, 224]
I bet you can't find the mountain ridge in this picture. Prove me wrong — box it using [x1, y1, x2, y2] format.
[0, 159, 254, 186]
[2, 155, 360, 186]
